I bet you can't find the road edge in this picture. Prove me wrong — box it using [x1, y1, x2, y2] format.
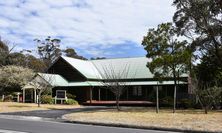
[61, 118, 220, 133]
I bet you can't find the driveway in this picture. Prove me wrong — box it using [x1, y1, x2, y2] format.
[0, 106, 112, 119]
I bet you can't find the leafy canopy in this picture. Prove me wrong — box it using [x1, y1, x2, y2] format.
[142, 23, 191, 79]
[0, 65, 34, 93]
[173, 0, 222, 61]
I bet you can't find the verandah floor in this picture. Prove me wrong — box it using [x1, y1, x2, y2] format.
[83, 100, 154, 106]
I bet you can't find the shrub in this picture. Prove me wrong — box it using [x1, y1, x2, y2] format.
[160, 96, 174, 106]
[3, 95, 13, 102]
[41, 95, 53, 104]
[179, 98, 194, 109]
[64, 99, 78, 105]
[66, 93, 76, 99]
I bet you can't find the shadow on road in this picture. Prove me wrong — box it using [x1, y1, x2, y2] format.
[0, 106, 113, 119]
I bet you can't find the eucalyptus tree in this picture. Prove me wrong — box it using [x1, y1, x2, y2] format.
[34, 36, 61, 66]
[63, 48, 87, 60]
[142, 23, 191, 113]
[173, 0, 222, 63]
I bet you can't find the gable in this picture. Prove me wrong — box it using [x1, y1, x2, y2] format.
[47, 57, 87, 82]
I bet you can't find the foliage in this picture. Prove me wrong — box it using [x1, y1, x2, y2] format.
[41, 95, 53, 104]
[0, 40, 9, 66]
[142, 23, 191, 79]
[63, 48, 87, 60]
[0, 65, 34, 94]
[3, 95, 13, 102]
[90, 57, 106, 60]
[9, 53, 46, 72]
[192, 77, 222, 114]
[64, 99, 78, 105]
[142, 22, 191, 113]
[160, 96, 174, 106]
[179, 98, 194, 109]
[34, 36, 61, 66]
[66, 93, 76, 99]
[0, 38, 46, 72]
[0, 39, 16, 66]
[194, 51, 222, 86]
[173, 0, 222, 63]
[29, 74, 54, 107]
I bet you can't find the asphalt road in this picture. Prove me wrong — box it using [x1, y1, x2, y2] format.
[0, 106, 112, 119]
[0, 117, 177, 133]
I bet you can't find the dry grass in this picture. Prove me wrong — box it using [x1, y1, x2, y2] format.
[0, 102, 80, 113]
[63, 107, 222, 132]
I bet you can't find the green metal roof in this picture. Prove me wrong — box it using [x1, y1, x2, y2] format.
[62, 56, 158, 79]
[35, 56, 188, 87]
[38, 73, 68, 86]
[61, 56, 187, 80]
[37, 73, 187, 87]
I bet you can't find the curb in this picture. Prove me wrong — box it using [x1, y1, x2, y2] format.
[61, 119, 221, 133]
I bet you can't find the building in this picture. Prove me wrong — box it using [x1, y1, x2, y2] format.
[22, 56, 188, 105]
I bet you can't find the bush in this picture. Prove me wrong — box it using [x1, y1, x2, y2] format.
[160, 96, 174, 106]
[179, 98, 194, 109]
[3, 95, 13, 102]
[41, 95, 53, 104]
[66, 93, 76, 99]
[64, 99, 78, 105]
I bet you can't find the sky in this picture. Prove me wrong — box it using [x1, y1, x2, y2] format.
[0, 0, 175, 59]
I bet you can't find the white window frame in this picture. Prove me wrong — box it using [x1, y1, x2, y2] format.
[56, 90, 66, 99]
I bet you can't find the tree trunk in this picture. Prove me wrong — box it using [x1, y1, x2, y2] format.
[173, 84, 177, 113]
[204, 106, 208, 114]
[38, 93, 41, 107]
[156, 86, 159, 113]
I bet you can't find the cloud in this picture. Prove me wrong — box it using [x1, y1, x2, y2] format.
[0, 0, 175, 58]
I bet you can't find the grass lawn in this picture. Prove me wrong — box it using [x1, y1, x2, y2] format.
[0, 102, 80, 113]
[63, 107, 222, 132]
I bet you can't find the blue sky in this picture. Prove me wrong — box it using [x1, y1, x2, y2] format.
[0, 0, 175, 59]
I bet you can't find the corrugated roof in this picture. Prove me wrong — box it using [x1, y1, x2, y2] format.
[62, 56, 101, 79]
[38, 73, 68, 86]
[37, 56, 188, 87]
[36, 73, 187, 87]
[61, 56, 156, 79]
[91, 57, 153, 79]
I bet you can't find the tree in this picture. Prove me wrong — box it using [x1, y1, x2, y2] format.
[29, 73, 54, 107]
[34, 36, 61, 66]
[0, 65, 34, 95]
[0, 39, 16, 66]
[142, 23, 191, 113]
[8, 53, 46, 72]
[191, 77, 222, 114]
[63, 48, 87, 60]
[173, 0, 222, 63]
[90, 57, 106, 60]
[97, 64, 130, 111]
[194, 50, 222, 86]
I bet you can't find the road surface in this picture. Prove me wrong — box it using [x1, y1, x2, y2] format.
[0, 117, 178, 133]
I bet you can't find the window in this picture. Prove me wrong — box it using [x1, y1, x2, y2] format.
[56, 90, 66, 98]
[133, 86, 142, 96]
